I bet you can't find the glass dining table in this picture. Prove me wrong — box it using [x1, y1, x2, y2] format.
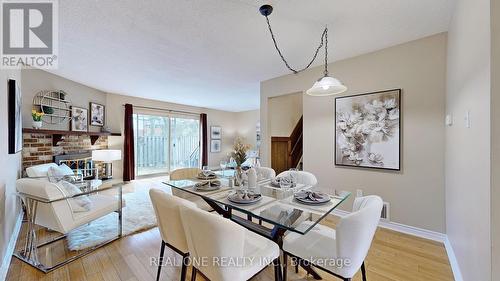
[163, 172, 350, 280]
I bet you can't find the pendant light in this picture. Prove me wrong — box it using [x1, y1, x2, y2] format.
[259, 4, 347, 96]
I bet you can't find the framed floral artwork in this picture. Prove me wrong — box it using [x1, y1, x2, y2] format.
[335, 89, 401, 170]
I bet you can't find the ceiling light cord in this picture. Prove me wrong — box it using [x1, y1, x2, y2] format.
[264, 15, 328, 75]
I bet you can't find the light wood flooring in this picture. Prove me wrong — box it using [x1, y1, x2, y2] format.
[6, 177, 454, 281]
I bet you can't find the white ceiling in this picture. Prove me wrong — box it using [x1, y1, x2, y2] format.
[51, 0, 455, 112]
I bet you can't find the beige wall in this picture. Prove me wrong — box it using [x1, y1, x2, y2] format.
[0, 70, 22, 273]
[492, 0, 500, 278]
[21, 70, 107, 132]
[234, 109, 260, 150]
[445, 0, 492, 280]
[261, 33, 447, 233]
[269, 93, 302, 137]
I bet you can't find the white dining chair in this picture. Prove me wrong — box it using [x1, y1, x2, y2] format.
[277, 170, 318, 187]
[282, 195, 383, 281]
[170, 168, 202, 180]
[180, 203, 281, 281]
[149, 188, 198, 281]
[255, 166, 276, 180]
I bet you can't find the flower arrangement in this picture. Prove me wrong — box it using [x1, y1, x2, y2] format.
[231, 137, 251, 167]
[31, 109, 44, 121]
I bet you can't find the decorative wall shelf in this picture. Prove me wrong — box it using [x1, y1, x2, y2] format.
[22, 128, 121, 146]
[33, 90, 73, 125]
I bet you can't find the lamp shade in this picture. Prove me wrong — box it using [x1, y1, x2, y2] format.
[306, 75, 347, 96]
[92, 149, 122, 162]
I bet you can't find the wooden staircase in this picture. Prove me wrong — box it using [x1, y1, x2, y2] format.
[271, 116, 303, 174]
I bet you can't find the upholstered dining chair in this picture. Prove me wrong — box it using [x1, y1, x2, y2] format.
[180, 203, 281, 281]
[277, 170, 318, 187]
[282, 195, 383, 281]
[255, 166, 276, 180]
[169, 167, 215, 212]
[170, 168, 202, 180]
[149, 188, 198, 281]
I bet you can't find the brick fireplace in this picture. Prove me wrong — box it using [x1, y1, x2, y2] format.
[22, 133, 108, 176]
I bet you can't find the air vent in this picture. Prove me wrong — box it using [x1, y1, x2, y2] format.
[381, 202, 390, 221]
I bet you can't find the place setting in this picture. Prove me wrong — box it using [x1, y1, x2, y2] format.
[193, 166, 222, 191]
[293, 190, 331, 205]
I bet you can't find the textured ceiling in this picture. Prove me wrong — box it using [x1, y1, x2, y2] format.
[50, 0, 455, 111]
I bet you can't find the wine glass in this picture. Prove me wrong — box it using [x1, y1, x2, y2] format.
[202, 166, 211, 178]
[220, 160, 227, 177]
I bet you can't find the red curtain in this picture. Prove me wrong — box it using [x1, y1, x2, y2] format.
[200, 113, 208, 167]
[123, 104, 135, 181]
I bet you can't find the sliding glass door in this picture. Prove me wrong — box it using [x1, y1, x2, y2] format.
[134, 112, 200, 176]
[170, 117, 200, 170]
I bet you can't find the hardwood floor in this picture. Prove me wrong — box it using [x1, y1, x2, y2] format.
[6, 177, 454, 281]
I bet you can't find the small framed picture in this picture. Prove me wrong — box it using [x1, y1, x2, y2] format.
[90, 102, 105, 126]
[210, 126, 221, 139]
[71, 106, 88, 132]
[211, 139, 221, 153]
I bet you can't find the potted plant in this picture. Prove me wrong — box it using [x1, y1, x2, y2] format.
[31, 109, 44, 129]
[231, 137, 251, 186]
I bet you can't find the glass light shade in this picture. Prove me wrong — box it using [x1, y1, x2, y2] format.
[306, 75, 347, 96]
[92, 149, 122, 162]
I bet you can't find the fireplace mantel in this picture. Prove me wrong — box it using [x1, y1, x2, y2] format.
[22, 128, 121, 146]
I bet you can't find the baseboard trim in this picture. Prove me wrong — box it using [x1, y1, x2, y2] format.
[331, 209, 463, 281]
[0, 213, 23, 281]
[444, 236, 464, 281]
[331, 209, 446, 242]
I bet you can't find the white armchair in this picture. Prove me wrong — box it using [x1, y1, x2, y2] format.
[15, 178, 123, 273]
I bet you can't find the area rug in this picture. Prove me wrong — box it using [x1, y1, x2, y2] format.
[66, 189, 157, 251]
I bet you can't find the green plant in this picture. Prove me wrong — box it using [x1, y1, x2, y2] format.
[31, 109, 44, 121]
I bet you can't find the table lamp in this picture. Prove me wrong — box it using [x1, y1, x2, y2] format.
[92, 149, 121, 180]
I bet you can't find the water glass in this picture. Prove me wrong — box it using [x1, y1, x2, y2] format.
[288, 168, 298, 185]
[202, 166, 210, 177]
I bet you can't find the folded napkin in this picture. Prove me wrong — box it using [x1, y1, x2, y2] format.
[233, 191, 261, 201]
[294, 191, 328, 202]
[198, 172, 216, 178]
[270, 177, 296, 188]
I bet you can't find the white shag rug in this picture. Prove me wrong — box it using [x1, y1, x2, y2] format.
[66, 190, 157, 251]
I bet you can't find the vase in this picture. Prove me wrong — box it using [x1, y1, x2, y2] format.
[32, 121, 42, 129]
[234, 166, 243, 186]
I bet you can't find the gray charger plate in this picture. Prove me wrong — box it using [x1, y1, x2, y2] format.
[194, 184, 220, 191]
